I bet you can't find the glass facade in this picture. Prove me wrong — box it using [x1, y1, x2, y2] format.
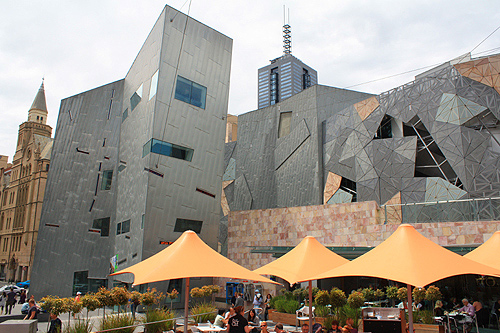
[174, 76, 207, 109]
[142, 138, 194, 162]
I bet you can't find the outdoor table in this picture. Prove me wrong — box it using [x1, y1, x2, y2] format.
[196, 326, 226, 333]
[446, 312, 474, 333]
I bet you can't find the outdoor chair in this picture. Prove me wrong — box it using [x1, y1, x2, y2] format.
[296, 306, 315, 328]
[489, 304, 499, 331]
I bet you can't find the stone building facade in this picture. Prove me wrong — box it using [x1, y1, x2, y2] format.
[0, 82, 53, 282]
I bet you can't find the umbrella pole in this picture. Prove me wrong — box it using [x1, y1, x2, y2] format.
[308, 280, 313, 333]
[185, 277, 190, 333]
[407, 284, 413, 333]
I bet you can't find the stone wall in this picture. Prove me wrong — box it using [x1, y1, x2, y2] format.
[226, 201, 500, 270]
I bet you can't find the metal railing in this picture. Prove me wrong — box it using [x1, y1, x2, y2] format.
[381, 196, 500, 224]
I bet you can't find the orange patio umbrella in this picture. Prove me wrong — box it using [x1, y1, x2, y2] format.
[311, 224, 500, 333]
[110, 230, 278, 330]
[254, 236, 349, 333]
[464, 230, 500, 269]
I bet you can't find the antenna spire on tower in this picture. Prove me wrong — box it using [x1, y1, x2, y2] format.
[283, 6, 291, 55]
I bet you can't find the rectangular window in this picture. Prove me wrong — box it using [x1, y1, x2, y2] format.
[149, 70, 159, 101]
[174, 218, 203, 234]
[101, 170, 113, 190]
[88, 278, 107, 293]
[92, 217, 110, 237]
[73, 271, 89, 296]
[174, 76, 207, 109]
[121, 219, 130, 234]
[141, 214, 145, 229]
[142, 139, 194, 162]
[116, 220, 130, 235]
[278, 112, 292, 138]
[122, 108, 128, 122]
[130, 84, 143, 111]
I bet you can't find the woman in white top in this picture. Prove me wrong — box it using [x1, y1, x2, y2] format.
[0, 292, 6, 315]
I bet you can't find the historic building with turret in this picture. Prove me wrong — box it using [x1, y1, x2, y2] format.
[0, 81, 53, 282]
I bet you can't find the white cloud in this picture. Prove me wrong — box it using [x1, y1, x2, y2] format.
[1, 0, 500, 159]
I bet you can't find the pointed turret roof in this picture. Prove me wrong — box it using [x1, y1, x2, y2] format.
[30, 80, 47, 112]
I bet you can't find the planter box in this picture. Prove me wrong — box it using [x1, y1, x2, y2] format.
[269, 311, 297, 326]
[413, 323, 444, 333]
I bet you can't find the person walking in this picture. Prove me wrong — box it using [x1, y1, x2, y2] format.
[19, 290, 27, 305]
[48, 313, 62, 333]
[5, 287, 17, 315]
[234, 293, 245, 308]
[0, 292, 6, 315]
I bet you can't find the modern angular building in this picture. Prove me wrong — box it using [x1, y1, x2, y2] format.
[0, 82, 53, 282]
[217, 53, 500, 303]
[31, 5, 232, 298]
[258, 54, 317, 109]
[222, 53, 500, 280]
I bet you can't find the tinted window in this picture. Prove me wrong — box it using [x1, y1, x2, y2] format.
[101, 170, 113, 190]
[143, 139, 193, 162]
[174, 76, 207, 109]
[92, 217, 110, 237]
[174, 218, 203, 233]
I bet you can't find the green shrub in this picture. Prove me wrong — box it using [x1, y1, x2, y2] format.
[190, 302, 216, 323]
[142, 309, 175, 333]
[323, 315, 337, 330]
[269, 295, 285, 309]
[419, 310, 434, 325]
[359, 288, 375, 302]
[274, 298, 288, 313]
[329, 288, 347, 309]
[385, 286, 398, 300]
[347, 291, 364, 309]
[293, 288, 308, 302]
[315, 290, 330, 306]
[315, 305, 330, 318]
[412, 287, 426, 304]
[312, 287, 320, 299]
[64, 320, 92, 333]
[99, 314, 135, 333]
[283, 300, 300, 314]
[396, 287, 407, 301]
[425, 285, 442, 303]
[340, 305, 361, 328]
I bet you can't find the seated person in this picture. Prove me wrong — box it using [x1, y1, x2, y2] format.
[342, 318, 357, 333]
[274, 323, 287, 333]
[225, 307, 236, 320]
[214, 309, 227, 328]
[301, 324, 309, 333]
[21, 302, 30, 315]
[473, 300, 488, 328]
[434, 300, 444, 317]
[312, 323, 323, 333]
[458, 298, 475, 316]
[260, 321, 269, 333]
[247, 308, 261, 332]
[328, 320, 341, 333]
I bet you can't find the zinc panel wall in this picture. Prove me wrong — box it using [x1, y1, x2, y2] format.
[30, 80, 124, 297]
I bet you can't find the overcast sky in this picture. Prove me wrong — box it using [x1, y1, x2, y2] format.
[1, 0, 500, 160]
